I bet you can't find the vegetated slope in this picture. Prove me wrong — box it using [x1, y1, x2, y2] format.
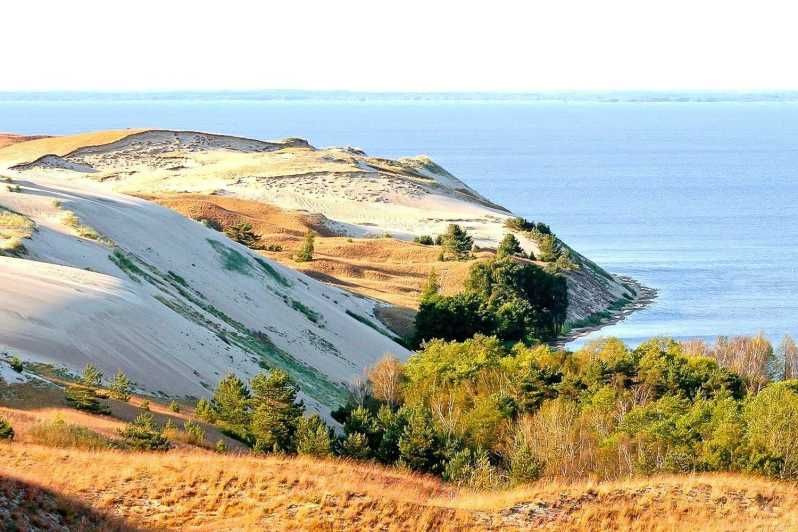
[2, 129, 636, 323]
[0, 439, 793, 531]
[0, 169, 407, 414]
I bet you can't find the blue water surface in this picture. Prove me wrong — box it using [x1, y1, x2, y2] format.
[2, 94, 796, 347]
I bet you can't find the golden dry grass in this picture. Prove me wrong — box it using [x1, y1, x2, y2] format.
[0, 439, 796, 531]
[0, 129, 145, 165]
[0, 133, 49, 150]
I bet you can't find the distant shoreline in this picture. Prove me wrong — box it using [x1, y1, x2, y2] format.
[553, 276, 658, 349]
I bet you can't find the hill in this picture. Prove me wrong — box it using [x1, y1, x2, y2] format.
[0, 141, 406, 415]
[2, 129, 646, 329]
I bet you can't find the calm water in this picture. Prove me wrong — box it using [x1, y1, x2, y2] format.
[2, 93, 797, 347]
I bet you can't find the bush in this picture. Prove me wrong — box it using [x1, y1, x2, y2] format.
[0, 418, 14, 440]
[195, 398, 215, 423]
[81, 364, 103, 388]
[215, 439, 227, 453]
[414, 235, 435, 245]
[296, 415, 334, 457]
[225, 222, 261, 248]
[340, 432, 371, 460]
[119, 413, 171, 451]
[264, 243, 283, 252]
[496, 233, 523, 259]
[294, 231, 315, 262]
[182, 420, 206, 446]
[109, 370, 132, 401]
[65, 384, 110, 414]
[439, 224, 473, 261]
[169, 400, 181, 413]
[9, 356, 23, 373]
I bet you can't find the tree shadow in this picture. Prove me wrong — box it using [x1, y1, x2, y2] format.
[0, 475, 142, 531]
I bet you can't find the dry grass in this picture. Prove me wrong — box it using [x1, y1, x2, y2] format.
[0, 439, 796, 531]
[1, 385, 796, 530]
[0, 207, 35, 255]
[0, 129, 144, 165]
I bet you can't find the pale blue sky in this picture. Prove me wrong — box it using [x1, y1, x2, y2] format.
[4, 0, 797, 91]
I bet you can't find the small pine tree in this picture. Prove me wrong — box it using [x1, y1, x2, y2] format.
[250, 370, 303, 453]
[140, 400, 150, 412]
[195, 398, 215, 423]
[397, 406, 441, 473]
[215, 439, 227, 453]
[420, 269, 440, 302]
[0, 417, 14, 440]
[169, 400, 181, 413]
[295, 231, 315, 262]
[440, 224, 473, 261]
[109, 370, 132, 401]
[212, 374, 251, 429]
[224, 222, 261, 248]
[496, 233, 523, 258]
[340, 432, 371, 460]
[119, 413, 171, 451]
[81, 364, 103, 388]
[65, 384, 110, 414]
[296, 415, 333, 457]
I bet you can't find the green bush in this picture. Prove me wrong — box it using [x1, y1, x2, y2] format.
[109, 371, 132, 401]
[414, 235, 435, 245]
[0, 418, 14, 440]
[294, 231, 315, 262]
[65, 384, 110, 414]
[169, 400, 181, 413]
[81, 363, 103, 388]
[296, 415, 334, 457]
[225, 222, 261, 248]
[119, 413, 171, 451]
[9, 356, 23, 373]
[439, 224, 473, 261]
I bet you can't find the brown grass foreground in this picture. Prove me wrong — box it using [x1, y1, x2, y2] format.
[1, 440, 796, 531]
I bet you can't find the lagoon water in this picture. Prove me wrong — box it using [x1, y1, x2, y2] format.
[2, 93, 797, 347]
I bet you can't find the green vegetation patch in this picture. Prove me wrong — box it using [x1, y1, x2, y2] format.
[207, 239, 253, 275]
[254, 257, 292, 287]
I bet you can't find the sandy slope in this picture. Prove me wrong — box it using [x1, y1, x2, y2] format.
[2, 129, 634, 321]
[0, 170, 406, 413]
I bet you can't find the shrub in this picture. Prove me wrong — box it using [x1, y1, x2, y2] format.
[195, 398, 215, 423]
[0, 418, 13, 440]
[169, 400, 181, 413]
[397, 406, 442, 473]
[65, 384, 110, 414]
[119, 413, 171, 451]
[109, 370, 132, 401]
[211, 374, 251, 429]
[264, 243, 283, 252]
[182, 420, 206, 446]
[340, 432, 371, 460]
[296, 415, 334, 457]
[440, 224, 473, 261]
[225, 222, 261, 248]
[743, 382, 798, 478]
[414, 235, 435, 245]
[215, 439, 227, 453]
[199, 218, 222, 231]
[140, 400, 150, 412]
[250, 370, 303, 453]
[496, 233, 523, 258]
[9, 356, 23, 373]
[294, 231, 315, 262]
[81, 364, 103, 388]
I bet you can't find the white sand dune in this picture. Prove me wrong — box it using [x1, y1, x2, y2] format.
[0, 171, 406, 413]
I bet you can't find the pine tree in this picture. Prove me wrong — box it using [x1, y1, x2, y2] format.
[296, 415, 333, 457]
[420, 269, 440, 302]
[81, 363, 103, 388]
[295, 231, 315, 262]
[249, 370, 303, 453]
[119, 412, 171, 451]
[211, 374, 251, 429]
[340, 432, 371, 459]
[109, 370, 132, 401]
[224, 222, 261, 248]
[0, 417, 14, 440]
[497, 233, 523, 258]
[440, 224, 473, 261]
[397, 406, 441, 473]
[195, 398, 215, 423]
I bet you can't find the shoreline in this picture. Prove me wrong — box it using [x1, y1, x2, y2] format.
[552, 276, 658, 349]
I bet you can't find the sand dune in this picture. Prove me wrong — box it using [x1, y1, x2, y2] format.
[2, 129, 634, 321]
[0, 170, 406, 413]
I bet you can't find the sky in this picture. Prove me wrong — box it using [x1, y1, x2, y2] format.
[3, 0, 798, 92]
